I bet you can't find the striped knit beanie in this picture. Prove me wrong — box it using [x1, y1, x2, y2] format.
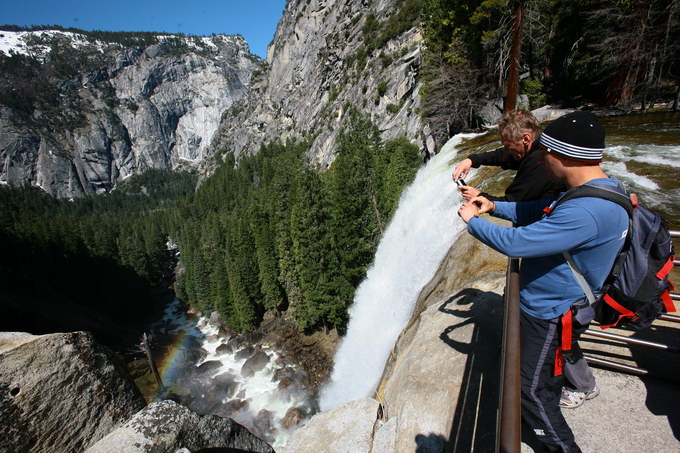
[539, 111, 605, 163]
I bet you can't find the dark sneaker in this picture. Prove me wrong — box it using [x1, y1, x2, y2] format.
[559, 385, 600, 409]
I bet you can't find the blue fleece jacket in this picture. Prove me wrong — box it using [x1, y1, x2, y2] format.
[467, 177, 629, 319]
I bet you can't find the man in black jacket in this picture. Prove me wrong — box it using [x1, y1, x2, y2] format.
[452, 110, 563, 202]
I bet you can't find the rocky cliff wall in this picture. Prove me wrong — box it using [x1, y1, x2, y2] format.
[207, 0, 430, 173]
[0, 31, 259, 198]
[2, 2, 429, 197]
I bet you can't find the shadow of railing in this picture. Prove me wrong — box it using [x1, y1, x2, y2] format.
[438, 288, 504, 452]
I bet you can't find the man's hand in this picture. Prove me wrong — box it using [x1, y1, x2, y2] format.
[457, 196, 495, 224]
[457, 202, 480, 224]
[458, 185, 480, 201]
[452, 158, 472, 181]
[469, 196, 496, 215]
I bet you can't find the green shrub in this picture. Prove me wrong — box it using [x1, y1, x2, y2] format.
[521, 77, 547, 109]
[377, 80, 389, 97]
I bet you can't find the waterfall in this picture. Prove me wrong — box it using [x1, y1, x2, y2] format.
[319, 133, 479, 410]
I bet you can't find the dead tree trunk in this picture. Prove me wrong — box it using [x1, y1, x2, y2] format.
[505, 0, 524, 113]
[142, 333, 163, 389]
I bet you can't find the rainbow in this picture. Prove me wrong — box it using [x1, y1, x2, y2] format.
[152, 329, 197, 401]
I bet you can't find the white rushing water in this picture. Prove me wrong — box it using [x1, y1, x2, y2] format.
[151, 300, 312, 449]
[318, 133, 477, 410]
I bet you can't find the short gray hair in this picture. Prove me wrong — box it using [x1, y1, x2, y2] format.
[498, 110, 541, 142]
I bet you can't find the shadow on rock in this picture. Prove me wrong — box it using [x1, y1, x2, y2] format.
[415, 432, 447, 452]
[438, 288, 503, 452]
[619, 322, 680, 441]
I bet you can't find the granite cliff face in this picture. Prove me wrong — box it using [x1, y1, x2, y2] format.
[1, 0, 428, 198]
[210, 0, 429, 171]
[0, 30, 259, 198]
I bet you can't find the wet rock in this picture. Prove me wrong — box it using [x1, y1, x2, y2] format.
[281, 407, 305, 430]
[277, 377, 294, 391]
[262, 330, 283, 348]
[196, 359, 223, 374]
[235, 346, 254, 360]
[183, 345, 207, 364]
[216, 342, 236, 355]
[240, 350, 270, 377]
[187, 396, 225, 416]
[222, 398, 249, 414]
[85, 400, 274, 453]
[273, 366, 309, 392]
[209, 372, 239, 399]
[253, 409, 277, 444]
[218, 326, 233, 337]
[227, 336, 242, 352]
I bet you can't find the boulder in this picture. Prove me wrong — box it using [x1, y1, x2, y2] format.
[196, 359, 223, 374]
[253, 408, 277, 444]
[240, 350, 270, 377]
[281, 407, 305, 430]
[85, 400, 274, 453]
[478, 99, 504, 128]
[284, 397, 381, 453]
[0, 331, 146, 453]
[216, 342, 236, 355]
[235, 346, 254, 360]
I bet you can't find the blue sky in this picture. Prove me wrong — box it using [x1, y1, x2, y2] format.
[1, 0, 287, 58]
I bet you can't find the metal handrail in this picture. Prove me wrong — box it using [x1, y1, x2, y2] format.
[582, 329, 680, 352]
[496, 258, 521, 453]
[659, 314, 680, 323]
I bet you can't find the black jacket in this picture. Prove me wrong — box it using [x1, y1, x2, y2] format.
[468, 142, 564, 202]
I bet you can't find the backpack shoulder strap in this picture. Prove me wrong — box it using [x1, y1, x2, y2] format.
[553, 182, 634, 307]
[549, 183, 634, 218]
[563, 251, 597, 305]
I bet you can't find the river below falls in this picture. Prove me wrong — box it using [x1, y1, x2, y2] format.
[135, 299, 316, 449]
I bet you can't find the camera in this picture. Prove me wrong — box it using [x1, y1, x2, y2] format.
[455, 178, 466, 187]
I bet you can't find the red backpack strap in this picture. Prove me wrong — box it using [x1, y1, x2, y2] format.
[656, 255, 675, 280]
[662, 281, 676, 313]
[555, 310, 573, 376]
[598, 294, 637, 329]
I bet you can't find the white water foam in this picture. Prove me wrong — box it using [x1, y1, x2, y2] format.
[605, 144, 680, 168]
[193, 318, 310, 449]
[601, 161, 660, 191]
[318, 133, 478, 410]
[150, 300, 311, 449]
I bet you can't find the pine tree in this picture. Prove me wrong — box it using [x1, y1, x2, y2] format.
[330, 109, 382, 287]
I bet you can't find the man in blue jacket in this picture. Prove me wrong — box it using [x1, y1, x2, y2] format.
[457, 111, 628, 452]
